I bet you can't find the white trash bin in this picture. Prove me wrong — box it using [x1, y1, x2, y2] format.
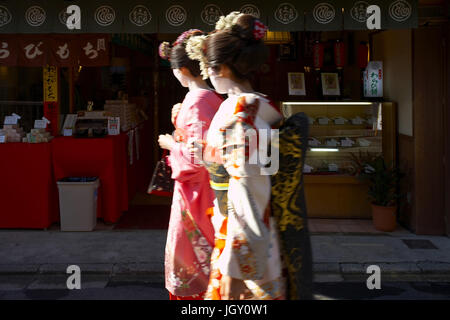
[57, 177, 100, 231]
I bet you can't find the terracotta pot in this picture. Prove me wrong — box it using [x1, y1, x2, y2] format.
[371, 204, 397, 232]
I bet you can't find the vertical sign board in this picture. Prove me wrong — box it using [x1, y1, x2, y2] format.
[43, 65, 59, 136]
[363, 61, 383, 98]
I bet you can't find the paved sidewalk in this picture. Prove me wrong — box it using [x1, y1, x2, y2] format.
[0, 229, 450, 291]
[312, 233, 450, 282]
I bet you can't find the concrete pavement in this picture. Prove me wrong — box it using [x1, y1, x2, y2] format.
[0, 229, 450, 291]
[312, 233, 450, 282]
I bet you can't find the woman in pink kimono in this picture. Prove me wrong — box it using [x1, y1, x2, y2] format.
[157, 30, 223, 300]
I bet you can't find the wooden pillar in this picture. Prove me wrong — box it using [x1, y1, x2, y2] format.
[444, 22, 450, 237]
[412, 26, 446, 235]
[153, 44, 159, 164]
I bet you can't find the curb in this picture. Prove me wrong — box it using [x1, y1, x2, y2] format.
[1, 262, 450, 283]
[313, 262, 450, 282]
[0, 263, 163, 276]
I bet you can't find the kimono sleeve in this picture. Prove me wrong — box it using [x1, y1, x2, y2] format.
[168, 103, 211, 183]
[219, 95, 260, 178]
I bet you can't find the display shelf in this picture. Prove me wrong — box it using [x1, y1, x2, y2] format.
[280, 101, 397, 218]
[281, 101, 385, 175]
[303, 174, 372, 219]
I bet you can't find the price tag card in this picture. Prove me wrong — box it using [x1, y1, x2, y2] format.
[318, 117, 329, 125]
[334, 117, 347, 125]
[4, 116, 17, 125]
[308, 138, 321, 147]
[326, 139, 339, 147]
[328, 164, 339, 172]
[0, 135, 5, 143]
[351, 117, 364, 125]
[108, 117, 120, 136]
[34, 120, 48, 129]
[63, 129, 73, 137]
[341, 139, 355, 147]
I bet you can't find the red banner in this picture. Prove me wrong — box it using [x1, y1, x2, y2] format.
[0, 35, 18, 66]
[334, 40, 345, 69]
[357, 42, 369, 69]
[44, 101, 59, 137]
[18, 37, 48, 67]
[78, 35, 110, 67]
[0, 35, 110, 67]
[47, 36, 79, 67]
[313, 41, 324, 70]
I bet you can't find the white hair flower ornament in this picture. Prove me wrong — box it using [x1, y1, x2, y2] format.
[185, 35, 209, 79]
[186, 11, 268, 79]
[215, 11, 244, 31]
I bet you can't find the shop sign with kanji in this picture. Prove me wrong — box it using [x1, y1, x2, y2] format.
[364, 61, 383, 98]
[0, 34, 110, 67]
[43, 65, 58, 102]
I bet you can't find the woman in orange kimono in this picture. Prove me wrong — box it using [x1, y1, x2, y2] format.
[186, 13, 285, 300]
[188, 13, 314, 300]
[157, 30, 223, 300]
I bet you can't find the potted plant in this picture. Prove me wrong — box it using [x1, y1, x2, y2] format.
[359, 155, 403, 232]
[348, 150, 378, 176]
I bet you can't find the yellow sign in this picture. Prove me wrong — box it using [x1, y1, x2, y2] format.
[43, 65, 58, 102]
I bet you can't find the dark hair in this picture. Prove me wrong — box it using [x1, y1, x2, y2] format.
[206, 14, 268, 79]
[170, 31, 204, 78]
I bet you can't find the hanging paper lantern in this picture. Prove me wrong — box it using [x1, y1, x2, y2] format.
[313, 41, 324, 70]
[334, 40, 345, 69]
[358, 42, 369, 69]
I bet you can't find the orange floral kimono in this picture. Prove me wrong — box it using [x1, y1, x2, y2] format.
[203, 93, 285, 300]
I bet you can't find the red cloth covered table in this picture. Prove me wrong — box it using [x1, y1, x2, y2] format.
[52, 134, 128, 223]
[0, 143, 58, 228]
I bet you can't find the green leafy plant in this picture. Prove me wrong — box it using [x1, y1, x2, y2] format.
[359, 155, 403, 207]
[348, 150, 378, 176]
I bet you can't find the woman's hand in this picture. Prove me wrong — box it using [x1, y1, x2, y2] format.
[158, 134, 175, 151]
[171, 103, 182, 125]
[220, 275, 252, 300]
[188, 139, 204, 163]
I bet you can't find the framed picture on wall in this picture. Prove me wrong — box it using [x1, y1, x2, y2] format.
[279, 43, 297, 61]
[288, 72, 306, 96]
[321, 73, 340, 96]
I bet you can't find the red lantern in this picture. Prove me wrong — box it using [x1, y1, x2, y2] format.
[313, 41, 324, 70]
[334, 40, 345, 69]
[358, 42, 369, 69]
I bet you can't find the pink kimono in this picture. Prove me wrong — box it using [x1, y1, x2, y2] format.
[165, 89, 223, 298]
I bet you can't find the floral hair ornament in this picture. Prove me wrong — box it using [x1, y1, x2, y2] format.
[185, 34, 209, 80]
[253, 19, 267, 40]
[158, 41, 171, 61]
[215, 11, 244, 31]
[216, 11, 267, 41]
[158, 29, 203, 61]
[173, 29, 203, 47]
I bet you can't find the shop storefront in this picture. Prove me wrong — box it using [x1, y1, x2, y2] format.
[0, 32, 155, 228]
[0, 0, 448, 235]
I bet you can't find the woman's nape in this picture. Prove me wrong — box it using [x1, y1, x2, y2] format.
[172, 67, 211, 92]
[207, 64, 253, 96]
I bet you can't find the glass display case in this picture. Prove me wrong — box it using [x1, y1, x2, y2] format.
[280, 101, 397, 218]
